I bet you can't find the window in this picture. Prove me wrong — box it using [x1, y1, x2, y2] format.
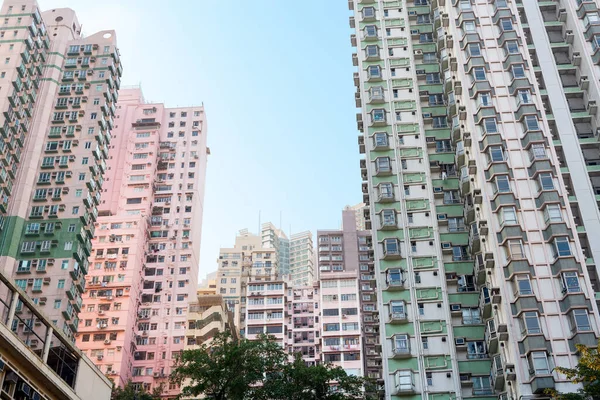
[543, 204, 562, 224]
[483, 118, 498, 133]
[561, 271, 580, 293]
[379, 183, 393, 200]
[464, 21, 476, 32]
[371, 109, 386, 123]
[364, 25, 377, 37]
[479, 92, 491, 107]
[516, 275, 533, 295]
[571, 309, 591, 332]
[500, 19, 513, 31]
[522, 311, 541, 334]
[383, 239, 400, 256]
[381, 209, 396, 227]
[584, 12, 600, 27]
[507, 240, 525, 260]
[511, 64, 525, 79]
[459, 0, 471, 9]
[462, 308, 481, 324]
[538, 173, 554, 191]
[529, 352, 550, 376]
[394, 371, 414, 392]
[393, 334, 409, 355]
[488, 146, 504, 162]
[518, 90, 532, 105]
[467, 43, 481, 57]
[500, 207, 517, 225]
[524, 115, 540, 131]
[365, 45, 379, 58]
[505, 40, 519, 55]
[495, 176, 511, 193]
[373, 132, 388, 147]
[367, 65, 381, 79]
[529, 144, 547, 160]
[420, 33, 433, 43]
[467, 341, 486, 359]
[375, 157, 391, 174]
[362, 7, 375, 18]
[473, 67, 486, 81]
[426, 73, 440, 84]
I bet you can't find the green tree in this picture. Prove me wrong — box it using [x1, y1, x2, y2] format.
[261, 353, 371, 400]
[171, 331, 287, 400]
[548, 340, 600, 400]
[111, 381, 162, 400]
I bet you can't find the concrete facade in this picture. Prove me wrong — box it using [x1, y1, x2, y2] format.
[349, 0, 600, 399]
[76, 88, 208, 395]
[0, 0, 122, 344]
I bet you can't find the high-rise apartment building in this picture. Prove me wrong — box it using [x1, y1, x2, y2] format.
[216, 223, 315, 334]
[345, 203, 369, 231]
[287, 285, 320, 366]
[0, 0, 122, 342]
[261, 222, 290, 275]
[289, 231, 315, 286]
[76, 88, 208, 394]
[185, 293, 237, 350]
[317, 209, 381, 389]
[349, 0, 600, 399]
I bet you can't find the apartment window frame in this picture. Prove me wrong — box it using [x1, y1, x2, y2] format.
[521, 311, 541, 335]
[528, 352, 551, 376]
[561, 271, 581, 293]
[544, 204, 562, 224]
[472, 67, 486, 81]
[494, 175, 511, 193]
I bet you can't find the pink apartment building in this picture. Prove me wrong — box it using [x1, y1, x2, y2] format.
[317, 209, 380, 380]
[76, 88, 208, 395]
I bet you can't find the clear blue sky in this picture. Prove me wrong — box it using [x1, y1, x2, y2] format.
[39, 0, 362, 280]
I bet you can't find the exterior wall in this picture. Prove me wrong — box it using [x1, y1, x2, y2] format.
[287, 285, 320, 365]
[317, 218, 369, 378]
[0, 270, 112, 400]
[76, 88, 208, 394]
[185, 294, 237, 349]
[349, 0, 600, 399]
[289, 231, 314, 286]
[0, 0, 122, 343]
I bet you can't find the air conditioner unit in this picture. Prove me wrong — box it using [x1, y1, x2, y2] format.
[437, 214, 447, 220]
[408, 11, 417, 15]
[426, 137, 435, 143]
[455, 338, 466, 345]
[416, 69, 426, 75]
[441, 242, 452, 249]
[450, 304, 461, 311]
[97, 355, 103, 360]
[423, 113, 432, 118]
[433, 187, 443, 193]
[410, 29, 419, 35]
[98, 310, 104, 315]
[104, 339, 111, 345]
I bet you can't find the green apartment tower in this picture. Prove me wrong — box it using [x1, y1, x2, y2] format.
[349, 0, 600, 399]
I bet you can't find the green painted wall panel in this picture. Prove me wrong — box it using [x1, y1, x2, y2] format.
[397, 123, 419, 132]
[425, 355, 451, 369]
[439, 232, 469, 245]
[388, 358, 419, 371]
[0, 216, 24, 257]
[377, 230, 405, 241]
[453, 325, 485, 340]
[435, 204, 463, 217]
[382, 289, 412, 303]
[429, 153, 455, 163]
[372, 176, 399, 186]
[458, 360, 492, 375]
[19, 218, 84, 259]
[385, 323, 415, 337]
[413, 256, 436, 269]
[448, 292, 480, 307]
[379, 259, 407, 272]
[420, 320, 447, 334]
[432, 178, 459, 190]
[426, 129, 451, 139]
[403, 172, 425, 183]
[444, 261, 474, 275]
[416, 287, 442, 300]
[405, 199, 429, 211]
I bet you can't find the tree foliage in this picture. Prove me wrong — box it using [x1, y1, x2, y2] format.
[111, 381, 162, 400]
[548, 341, 600, 400]
[171, 332, 370, 400]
